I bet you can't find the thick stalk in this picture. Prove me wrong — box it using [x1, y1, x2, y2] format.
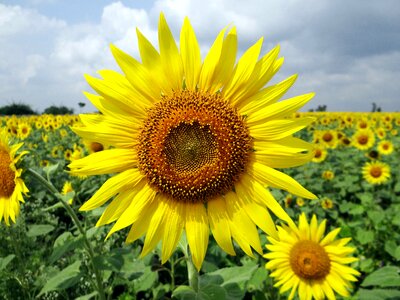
[27, 168, 106, 300]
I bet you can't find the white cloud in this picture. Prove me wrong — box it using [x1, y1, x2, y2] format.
[0, 0, 399, 112]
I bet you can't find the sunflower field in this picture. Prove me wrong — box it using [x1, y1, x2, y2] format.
[0, 112, 399, 300]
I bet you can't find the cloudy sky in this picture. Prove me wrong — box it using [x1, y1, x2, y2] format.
[1, 0, 399, 113]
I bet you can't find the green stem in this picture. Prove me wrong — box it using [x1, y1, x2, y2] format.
[186, 248, 199, 292]
[27, 168, 106, 300]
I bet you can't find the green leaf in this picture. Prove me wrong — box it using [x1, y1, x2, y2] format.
[172, 286, 197, 300]
[367, 210, 385, 226]
[49, 232, 83, 264]
[361, 266, 400, 288]
[37, 260, 82, 297]
[205, 263, 258, 288]
[133, 266, 157, 293]
[43, 163, 60, 178]
[356, 229, 374, 245]
[0, 254, 15, 271]
[27, 224, 55, 238]
[385, 240, 398, 258]
[358, 288, 400, 300]
[75, 291, 98, 300]
[247, 268, 268, 292]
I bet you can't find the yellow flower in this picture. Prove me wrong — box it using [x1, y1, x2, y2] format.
[351, 129, 375, 150]
[0, 128, 29, 225]
[322, 170, 334, 180]
[17, 123, 31, 140]
[362, 161, 390, 185]
[311, 145, 327, 163]
[321, 198, 334, 209]
[69, 14, 316, 270]
[296, 197, 305, 207]
[284, 194, 294, 208]
[62, 181, 74, 205]
[319, 130, 338, 149]
[264, 213, 360, 300]
[377, 140, 394, 155]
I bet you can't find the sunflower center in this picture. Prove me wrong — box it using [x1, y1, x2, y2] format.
[137, 90, 251, 202]
[164, 122, 218, 173]
[0, 149, 16, 198]
[314, 149, 322, 158]
[90, 142, 104, 152]
[370, 166, 382, 178]
[358, 135, 368, 145]
[290, 240, 330, 280]
[322, 133, 333, 142]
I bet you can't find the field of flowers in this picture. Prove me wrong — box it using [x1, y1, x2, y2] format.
[1, 112, 400, 299]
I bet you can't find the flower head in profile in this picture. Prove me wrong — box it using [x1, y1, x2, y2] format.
[362, 161, 390, 185]
[0, 128, 29, 225]
[264, 213, 360, 300]
[69, 13, 315, 270]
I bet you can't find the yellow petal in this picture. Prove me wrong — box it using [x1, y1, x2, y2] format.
[68, 149, 137, 175]
[158, 13, 183, 91]
[223, 37, 263, 101]
[239, 74, 297, 114]
[180, 17, 201, 90]
[207, 197, 236, 255]
[250, 118, 315, 141]
[110, 44, 160, 102]
[79, 169, 144, 211]
[106, 184, 156, 238]
[250, 162, 317, 199]
[161, 198, 185, 264]
[247, 93, 315, 126]
[185, 202, 209, 271]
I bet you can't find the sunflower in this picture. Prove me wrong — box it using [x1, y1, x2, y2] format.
[62, 181, 74, 205]
[0, 128, 29, 225]
[321, 198, 334, 210]
[319, 130, 338, 149]
[264, 213, 359, 300]
[377, 140, 394, 155]
[311, 145, 327, 163]
[362, 161, 390, 185]
[321, 170, 334, 181]
[351, 129, 375, 150]
[69, 14, 316, 270]
[17, 123, 31, 140]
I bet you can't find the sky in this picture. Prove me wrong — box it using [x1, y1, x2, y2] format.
[0, 0, 399, 113]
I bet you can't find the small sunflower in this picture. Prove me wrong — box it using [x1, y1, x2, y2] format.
[0, 128, 29, 225]
[321, 198, 334, 210]
[362, 161, 390, 185]
[69, 14, 316, 270]
[62, 181, 74, 205]
[321, 170, 334, 181]
[319, 130, 338, 149]
[264, 213, 360, 300]
[311, 145, 327, 163]
[17, 123, 31, 140]
[377, 140, 394, 155]
[351, 129, 375, 150]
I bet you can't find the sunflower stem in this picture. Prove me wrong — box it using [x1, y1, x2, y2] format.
[27, 168, 106, 300]
[186, 248, 199, 292]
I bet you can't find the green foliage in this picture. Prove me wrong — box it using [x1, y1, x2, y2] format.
[43, 105, 74, 115]
[0, 102, 37, 115]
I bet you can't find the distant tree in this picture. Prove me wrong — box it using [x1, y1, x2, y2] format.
[43, 105, 74, 115]
[78, 102, 86, 108]
[371, 102, 382, 112]
[308, 105, 327, 112]
[0, 102, 37, 115]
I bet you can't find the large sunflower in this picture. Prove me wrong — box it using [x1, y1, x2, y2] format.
[69, 14, 316, 270]
[0, 128, 29, 225]
[264, 213, 360, 300]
